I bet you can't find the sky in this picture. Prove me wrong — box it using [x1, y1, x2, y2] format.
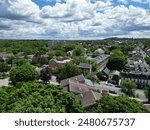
[0, 0, 150, 40]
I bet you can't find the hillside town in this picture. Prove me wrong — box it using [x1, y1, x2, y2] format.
[0, 39, 150, 112]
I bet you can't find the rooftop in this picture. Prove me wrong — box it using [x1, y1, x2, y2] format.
[76, 90, 102, 108]
[60, 74, 85, 87]
[78, 63, 90, 69]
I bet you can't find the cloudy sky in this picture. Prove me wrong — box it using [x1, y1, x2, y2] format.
[0, 0, 150, 39]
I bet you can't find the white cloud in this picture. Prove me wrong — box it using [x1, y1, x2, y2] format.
[0, 0, 149, 39]
[0, 0, 40, 20]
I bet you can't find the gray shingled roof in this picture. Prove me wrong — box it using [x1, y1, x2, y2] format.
[78, 63, 90, 69]
[76, 90, 102, 108]
[60, 74, 85, 87]
[69, 81, 89, 94]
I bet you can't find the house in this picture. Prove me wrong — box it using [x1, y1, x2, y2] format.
[127, 59, 135, 71]
[76, 90, 102, 108]
[121, 72, 150, 88]
[67, 50, 74, 57]
[108, 70, 120, 85]
[60, 74, 102, 108]
[78, 63, 91, 73]
[49, 56, 72, 69]
[129, 46, 146, 62]
[103, 67, 120, 85]
[103, 67, 110, 75]
[63, 80, 90, 94]
[0, 52, 13, 60]
[49, 60, 60, 68]
[145, 47, 150, 54]
[95, 54, 110, 71]
[60, 74, 85, 87]
[27, 55, 34, 62]
[95, 48, 105, 54]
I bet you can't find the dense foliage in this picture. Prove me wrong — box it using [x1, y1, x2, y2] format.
[6, 56, 29, 66]
[0, 40, 48, 55]
[121, 79, 136, 97]
[53, 63, 81, 81]
[145, 56, 150, 65]
[39, 67, 51, 83]
[89, 95, 148, 113]
[0, 82, 83, 113]
[0, 62, 10, 72]
[107, 49, 126, 71]
[9, 64, 37, 85]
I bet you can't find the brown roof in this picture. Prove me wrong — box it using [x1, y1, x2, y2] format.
[49, 60, 60, 68]
[60, 74, 85, 87]
[69, 81, 89, 94]
[76, 90, 102, 108]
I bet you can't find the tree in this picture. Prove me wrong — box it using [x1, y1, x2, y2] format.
[107, 49, 126, 71]
[39, 57, 49, 66]
[9, 64, 37, 85]
[121, 79, 136, 97]
[90, 59, 98, 72]
[96, 71, 107, 81]
[89, 95, 148, 113]
[13, 57, 29, 66]
[73, 45, 85, 57]
[0, 62, 10, 72]
[0, 82, 83, 113]
[64, 43, 76, 52]
[6, 56, 15, 65]
[39, 67, 51, 83]
[53, 63, 81, 81]
[85, 73, 99, 83]
[6, 56, 28, 66]
[145, 84, 150, 103]
[54, 50, 66, 57]
[73, 56, 88, 65]
[145, 56, 150, 65]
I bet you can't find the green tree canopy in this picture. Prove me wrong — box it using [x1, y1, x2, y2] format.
[0, 62, 10, 72]
[85, 73, 99, 83]
[9, 64, 37, 85]
[39, 67, 51, 83]
[89, 95, 148, 113]
[54, 50, 66, 57]
[107, 49, 126, 71]
[96, 71, 107, 81]
[90, 59, 98, 72]
[53, 63, 81, 81]
[73, 45, 85, 57]
[145, 56, 150, 65]
[6, 56, 29, 66]
[121, 79, 136, 97]
[0, 82, 83, 113]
